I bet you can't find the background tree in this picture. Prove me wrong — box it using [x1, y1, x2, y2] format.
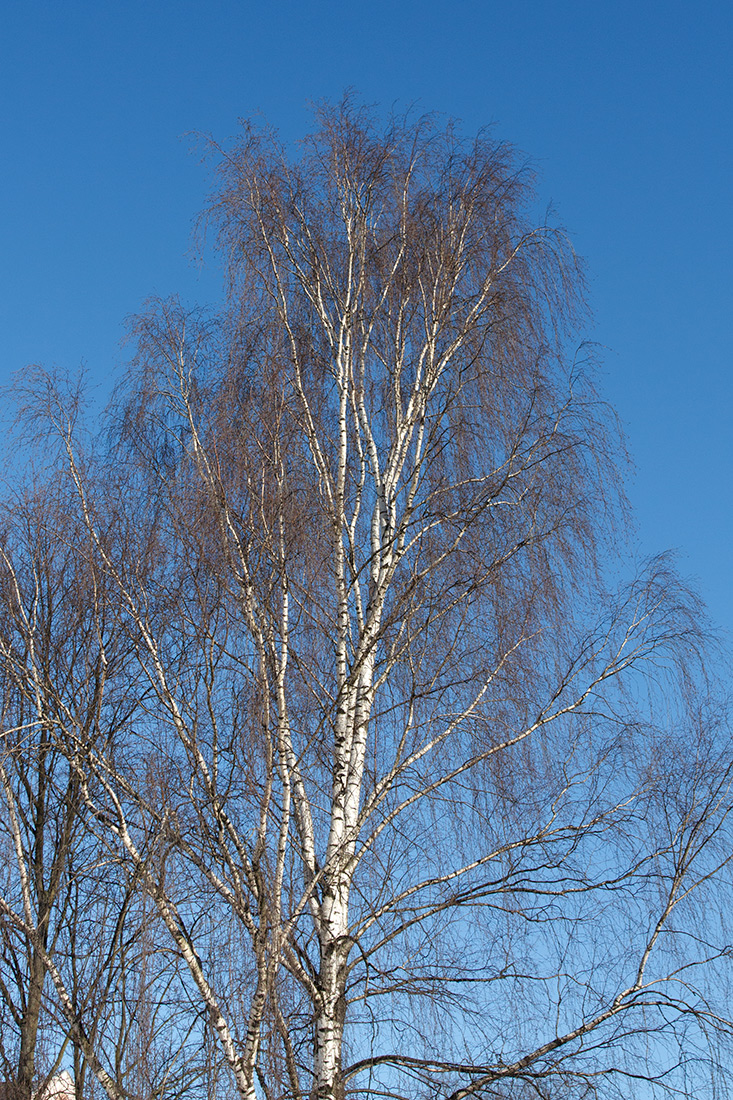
[3, 100, 733, 1100]
[0, 411, 213, 1100]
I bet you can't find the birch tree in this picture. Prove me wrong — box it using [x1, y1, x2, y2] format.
[4, 100, 733, 1100]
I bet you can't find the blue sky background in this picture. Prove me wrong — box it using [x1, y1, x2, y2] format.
[1, 0, 731, 629]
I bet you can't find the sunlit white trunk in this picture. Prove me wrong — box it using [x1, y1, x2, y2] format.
[316, 645, 376, 1099]
[315, 879, 351, 1100]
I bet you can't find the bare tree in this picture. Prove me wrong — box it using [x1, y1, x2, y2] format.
[4, 100, 733, 1100]
[0, 435, 213, 1100]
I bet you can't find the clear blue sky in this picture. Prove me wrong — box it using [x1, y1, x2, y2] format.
[1, 0, 731, 628]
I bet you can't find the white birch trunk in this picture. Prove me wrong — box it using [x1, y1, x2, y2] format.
[315, 879, 351, 1100]
[315, 640, 377, 1097]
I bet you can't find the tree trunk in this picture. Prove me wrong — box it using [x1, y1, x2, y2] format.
[17, 949, 46, 1100]
[315, 884, 351, 1100]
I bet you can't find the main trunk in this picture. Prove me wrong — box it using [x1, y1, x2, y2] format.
[313, 645, 375, 1098]
[314, 883, 351, 1100]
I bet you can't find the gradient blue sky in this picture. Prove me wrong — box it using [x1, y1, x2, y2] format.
[1, 1, 731, 628]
